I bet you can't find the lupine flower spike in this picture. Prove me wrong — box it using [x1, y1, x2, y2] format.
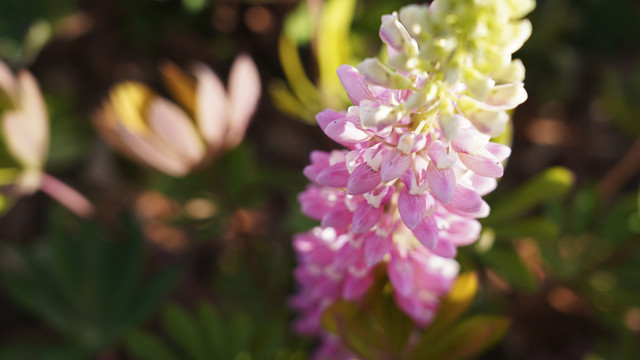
[0, 60, 94, 217]
[291, 0, 534, 357]
[94, 55, 261, 177]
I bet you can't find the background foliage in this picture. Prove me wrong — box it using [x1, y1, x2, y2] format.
[0, 0, 639, 359]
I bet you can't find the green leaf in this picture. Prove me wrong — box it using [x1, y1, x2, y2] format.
[122, 267, 179, 329]
[481, 247, 538, 292]
[414, 273, 478, 353]
[321, 300, 381, 359]
[277, 34, 322, 114]
[163, 304, 209, 360]
[411, 316, 510, 360]
[369, 282, 412, 354]
[0, 343, 89, 360]
[317, 0, 356, 101]
[125, 329, 180, 360]
[282, 1, 312, 45]
[181, 0, 208, 13]
[230, 313, 253, 356]
[487, 166, 574, 223]
[268, 80, 315, 123]
[198, 302, 227, 359]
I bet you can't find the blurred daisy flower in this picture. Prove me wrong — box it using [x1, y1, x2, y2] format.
[94, 54, 261, 177]
[0, 60, 93, 217]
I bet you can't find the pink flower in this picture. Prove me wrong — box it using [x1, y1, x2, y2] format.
[291, 0, 530, 354]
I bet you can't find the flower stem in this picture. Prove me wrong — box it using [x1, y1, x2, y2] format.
[40, 173, 94, 218]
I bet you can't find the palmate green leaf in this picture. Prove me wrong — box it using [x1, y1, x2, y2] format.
[2, 213, 178, 353]
[197, 302, 227, 359]
[481, 247, 538, 292]
[125, 329, 180, 360]
[410, 316, 510, 360]
[229, 313, 253, 357]
[0, 343, 89, 360]
[127, 301, 291, 360]
[163, 304, 209, 360]
[121, 266, 179, 329]
[486, 166, 574, 224]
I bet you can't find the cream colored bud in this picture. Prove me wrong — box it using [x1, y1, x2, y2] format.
[399, 4, 430, 37]
[419, 36, 457, 62]
[494, 59, 525, 83]
[438, 113, 459, 141]
[464, 68, 494, 101]
[357, 58, 412, 89]
[359, 100, 403, 128]
[380, 13, 413, 51]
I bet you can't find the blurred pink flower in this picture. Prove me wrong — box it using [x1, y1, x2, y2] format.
[0, 60, 93, 217]
[94, 54, 261, 177]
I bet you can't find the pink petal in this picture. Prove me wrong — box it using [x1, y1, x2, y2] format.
[226, 54, 261, 149]
[451, 127, 490, 154]
[484, 142, 511, 161]
[426, 161, 455, 204]
[427, 140, 454, 168]
[116, 124, 190, 176]
[412, 216, 439, 249]
[316, 109, 343, 131]
[321, 207, 353, 228]
[148, 98, 206, 166]
[324, 117, 372, 144]
[459, 149, 504, 178]
[388, 253, 414, 297]
[343, 271, 373, 301]
[469, 173, 497, 196]
[352, 201, 382, 234]
[364, 233, 391, 267]
[398, 187, 426, 230]
[193, 63, 228, 150]
[448, 185, 483, 214]
[335, 241, 361, 268]
[316, 162, 349, 188]
[298, 187, 337, 220]
[447, 218, 481, 246]
[380, 149, 411, 182]
[394, 293, 434, 326]
[431, 239, 457, 258]
[347, 163, 381, 195]
[302, 151, 330, 181]
[336, 65, 375, 105]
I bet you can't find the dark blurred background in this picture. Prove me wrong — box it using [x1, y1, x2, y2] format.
[0, 0, 639, 359]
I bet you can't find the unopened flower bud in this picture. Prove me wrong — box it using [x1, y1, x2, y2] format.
[357, 58, 412, 89]
[399, 4, 429, 37]
[359, 100, 404, 128]
[380, 13, 413, 51]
